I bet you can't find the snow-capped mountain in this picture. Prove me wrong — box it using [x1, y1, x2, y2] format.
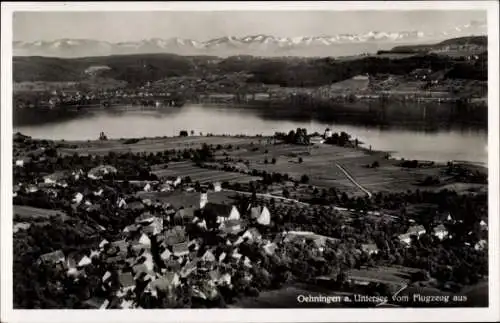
[13, 20, 486, 58]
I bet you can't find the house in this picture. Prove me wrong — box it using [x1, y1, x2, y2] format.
[160, 248, 172, 261]
[398, 233, 412, 245]
[38, 250, 65, 266]
[78, 255, 92, 267]
[200, 192, 209, 209]
[89, 249, 100, 259]
[13, 222, 31, 233]
[475, 239, 487, 251]
[324, 128, 333, 139]
[479, 220, 488, 231]
[159, 183, 173, 192]
[135, 212, 155, 224]
[144, 217, 163, 236]
[110, 240, 128, 257]
[172, 242, 190, 257]
[221, 219, 243, 234]
[213, 182, 222, 192]
[99, 239, 109, 250]
[310, 136, 325, 145]
[148, 272, 180, 293]
[119, 299, 134, 309]
[361, 243, 379, 255]
[174, 207, 195, 225]
[143, 183, 152, 192]
[180, 260, 199, 278]
[235, 228, 262, 245]
[123, 224, 141, 234]
[137, 233, 151, 247]
[407, 225, 426, 237]
[433, 224, 449, 240]
[117, 197, 127, 209]
[118, 271, 135, 291]
[201, 250, 216, 263]
[203, 203, 241, 225]
[250, 206, 271, 226]
[163, 226, 187, 246]
[83, 297, 109, 309]
[263, 242, 278, 255]
[132, 263, 154, 281]
[88, 165, 117, 180]
[43, 171, 67, 185]
[15, 156, 32, 167]
[25, 185, 39, 193]
[73, 192, 84, 205]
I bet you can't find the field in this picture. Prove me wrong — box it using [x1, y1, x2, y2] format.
[58, 136, 260, 156]
[215, 142, 444, 195]
[152, 161, 261, 184]
[53, 135, 484, 196]
[135, 190, 237, 209]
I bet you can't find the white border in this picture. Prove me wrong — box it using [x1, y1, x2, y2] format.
[1, 2, 499, 323]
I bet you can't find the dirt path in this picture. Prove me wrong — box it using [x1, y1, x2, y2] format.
[335, 163, 373, 198]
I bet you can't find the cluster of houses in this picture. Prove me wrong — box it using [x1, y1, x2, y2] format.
[35, 182, 279, 308]
[397, 213, 488, 251]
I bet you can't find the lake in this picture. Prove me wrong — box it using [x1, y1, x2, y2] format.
[13, 104, 488, 165]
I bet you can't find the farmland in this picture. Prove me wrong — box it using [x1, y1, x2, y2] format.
[52, 134, 486, 197]
[135, 190, 237, 209]
[57, 136, 261, 156]
[152, 161, 261, 184]
[211, 141, 447, 195]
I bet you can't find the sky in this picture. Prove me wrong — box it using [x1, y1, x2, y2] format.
[13, 10, 487, 42]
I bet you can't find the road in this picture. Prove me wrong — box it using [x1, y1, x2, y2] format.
[335, 163, 373, 198]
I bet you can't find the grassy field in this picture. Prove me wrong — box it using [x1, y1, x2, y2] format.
[152, 161, 261, 184]
[215, 142, 446, 195]
[58, 136, 260, 156]
[54, 135, 484, 196]
[135, 190, 237, 209]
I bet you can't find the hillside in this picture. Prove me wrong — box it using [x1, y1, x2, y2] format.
[386, 36, 487, 54]
[13, 36, 488, 87]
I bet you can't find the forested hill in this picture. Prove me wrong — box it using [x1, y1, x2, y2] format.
[384, 35, 487, 54]
[13, 38, 487, 87]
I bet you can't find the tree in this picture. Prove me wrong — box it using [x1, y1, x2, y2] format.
[300, 174, 310, 184]
[271, 158, 277, 164]
[298, 157, 303, 163]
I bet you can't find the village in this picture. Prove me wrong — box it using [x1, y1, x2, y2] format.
[12, 129, 489, 309]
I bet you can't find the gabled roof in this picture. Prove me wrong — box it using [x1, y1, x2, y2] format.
[163, 227, 187, 245]
[175, 207, 195, 219]
[250, 206, 264, 219]
[118, 271, 135, 288]
[128, 201, 145, 210]
[39, 250, 65, 264]
[433, 224, 447, 232]
[110, 240, 128, 255]
[361, 243, 379, 252]
[172, 242, 190, 255]
[407, 225, 426, 234]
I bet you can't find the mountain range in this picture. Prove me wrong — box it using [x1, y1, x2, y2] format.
[13, 20, 487, 58]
